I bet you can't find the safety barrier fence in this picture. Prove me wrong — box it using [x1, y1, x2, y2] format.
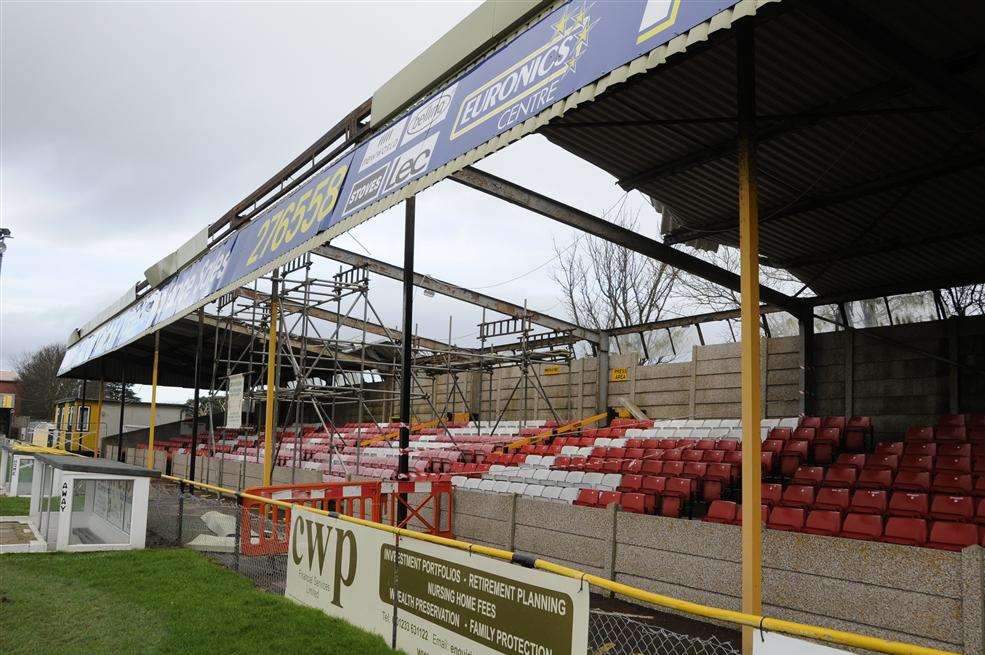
[148, 473, 956, 655]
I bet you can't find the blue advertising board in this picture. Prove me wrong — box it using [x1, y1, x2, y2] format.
[61, 0, 738, 375]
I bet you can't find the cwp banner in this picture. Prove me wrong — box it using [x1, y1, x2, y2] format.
[286, 508, 589, 655]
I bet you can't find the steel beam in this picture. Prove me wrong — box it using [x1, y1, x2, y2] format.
[605, 305, 785, 337]
[448, 167, 803, 317]
[314, 244, 599, 343]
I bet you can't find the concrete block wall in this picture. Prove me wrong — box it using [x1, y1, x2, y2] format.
[453, 490, 979, 653]
[413, 316, 985, 440]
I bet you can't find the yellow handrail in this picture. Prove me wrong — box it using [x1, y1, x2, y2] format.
[507, 411, 609, 450]
[163, 472, 957, 655]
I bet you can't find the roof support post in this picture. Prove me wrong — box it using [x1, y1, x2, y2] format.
[189, 308, 204, 482]
[596, 332, 610, 415]
[397, 197, 416, 526]
[117, 358, 127, 462]
[736, 20, 763, 655]
[263, 272, 279, 487]
[94, 379, 104, 456]
[147, 331, 160, 469]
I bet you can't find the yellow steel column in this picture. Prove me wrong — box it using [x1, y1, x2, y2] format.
[146, 332, 160, 468]
[737, 20, 762, 655]
[263, 291, 279, 486]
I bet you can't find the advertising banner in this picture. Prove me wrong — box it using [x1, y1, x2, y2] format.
[62, 0, 738, 376]
[225, 374, 245, 429]
[286, 507, 589, 655]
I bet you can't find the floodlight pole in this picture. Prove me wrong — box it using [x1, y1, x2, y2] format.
[263, 270, 279, 486]
[737, 20, 763, 655]
[397, 197, 416, 526]
[147, 331, 160, 469]
[189, 309, 204, 482]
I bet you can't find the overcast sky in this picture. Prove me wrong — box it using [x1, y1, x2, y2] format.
[1, 1, 660, 403]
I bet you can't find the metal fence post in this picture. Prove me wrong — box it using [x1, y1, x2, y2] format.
[234, 494, 242, 573]
[177, 481, 185, 546]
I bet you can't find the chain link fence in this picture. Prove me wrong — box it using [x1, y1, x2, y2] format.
[146, 479, 739, 655]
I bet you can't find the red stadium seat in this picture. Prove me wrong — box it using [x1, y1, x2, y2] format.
[800, 416, 823, 430]
[823, 416, 847, 430]
[663, 448, 684, 462]
[625, 447, 646, 460]
[779, 485, 815, 510]
[904, 426, 935, 443]
[976, 498, 985, 526]
[883, 517, 928, 546]
[724, 451, 742, 467]
[822, 467, 857, 489]
[932, 473, 973, 496]
[904, 442, 936, 457]
[849, 490, 888, 516]
[864, 454, 899, 473]
[684, 450, 705, 463]
[928, 521, 978, 551]
[603, 460, 623, 474]
[761, 453, 775, 476]
[930, 495, 974, 522]
[790, 466, 824, 488]
[598, 491, 622, 508]
[716, 440, 739, 452]
[761, 483, 783, 509]
[617, 474, 643, 493]
[642, 475, 667, 497]
[939, 443, 971, 458]
[874, 442, 904, 457]
[762, 439, 785, 455]
[574, 489, 599, 507]
[660, 478, 693, 518]
[792, 427, 816, 443]
[974, 476, 985, 499]
[840, 513, 884, 541]
[696, 439, 716, 451]
[767, 507, 805, 532]
[804, 510, 842, 536]
[893, 470, 932, 494]
[888, 492, 929, 519]
[972, 427, 985, 446]
[900, 455, 933, 473]
[641, 460, 663, 476]
[682, 462, 708, 480]
[770, 427, 792, 442]
[702, 464, 732, 501]
[813, 428, 841, 464]
[937, 457, 972, 474]
[703, 500, 739, 525]
[813, 487, 851, 513]
[620, 493, 654, 514]
[833, 453, 866, 472]
[662, 461, 685, 478]
[937, 426, 967, 443]
[702, 450, 725, 464]
[779, 440, 810, 477]
[856, 468, 893, 491]
[844, 416, 873, 452]
[621, 459, 643, 474]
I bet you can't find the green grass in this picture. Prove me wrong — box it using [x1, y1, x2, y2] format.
[0, 495, 30, 515]
[0, 548, 402, 655]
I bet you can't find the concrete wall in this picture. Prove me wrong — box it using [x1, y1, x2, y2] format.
[413, 316, 985, 440]
[453, 489, 982, 653]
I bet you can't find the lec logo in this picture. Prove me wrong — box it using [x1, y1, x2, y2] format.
[292, 516, 357, 608]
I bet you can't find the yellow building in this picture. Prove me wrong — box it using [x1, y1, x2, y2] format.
[53, 396, 100, 455]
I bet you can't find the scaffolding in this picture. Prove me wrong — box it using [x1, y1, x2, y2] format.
[195, 257, 577, 480]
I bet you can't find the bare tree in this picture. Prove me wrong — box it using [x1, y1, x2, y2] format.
[14, 344, 77, 419]
[551, 207, 680, 361]
[943, 285, 985, 317]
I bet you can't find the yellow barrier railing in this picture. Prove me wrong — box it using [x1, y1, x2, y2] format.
[161, 472, 957, 655]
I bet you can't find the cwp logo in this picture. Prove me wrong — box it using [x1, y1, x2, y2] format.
[291, 515, 358, 608]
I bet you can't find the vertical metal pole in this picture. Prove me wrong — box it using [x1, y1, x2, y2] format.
[264, 272, 280, 486]
[147, 331, 160, 469]
[117, 359, 127, 461]
[76, 379, 87, 452]
[596, 332, 610, 415]
[737, 20, 763, 655]
[94, 379, 104, 456]
[397, 197, 415, 525]
[799, 314, 815, 416]
[190, 309, 204, 482]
